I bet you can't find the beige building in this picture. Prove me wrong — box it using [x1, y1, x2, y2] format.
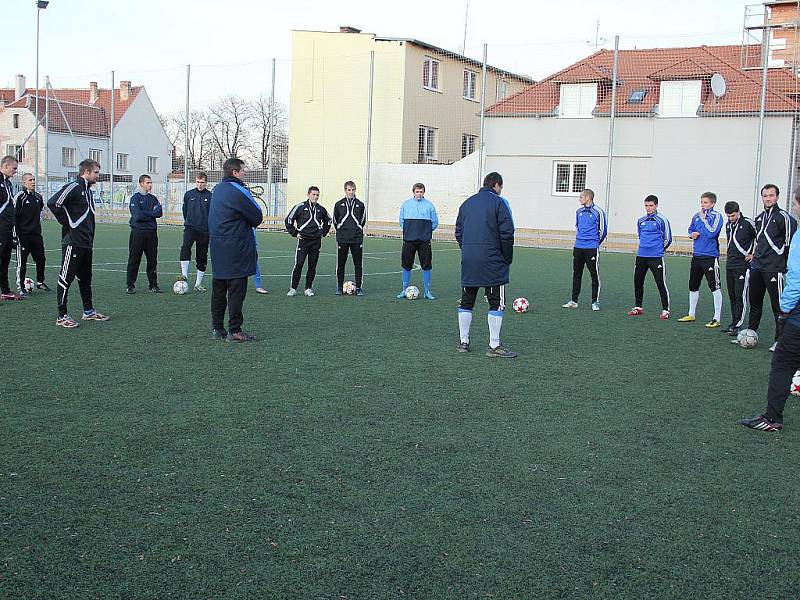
[287, 27, 533, 207]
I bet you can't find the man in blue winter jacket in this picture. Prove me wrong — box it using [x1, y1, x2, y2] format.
[209, 158, 263, 342]
[562, 188, 606, 311]
[126, 174, 163, 294]
[678, 192, 724, 327]
[397, 182, 439, 300]
[740, 188, 800, 432]
[455, 172, 516, 358]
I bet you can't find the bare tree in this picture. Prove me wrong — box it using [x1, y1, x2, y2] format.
[158, 110, 215, 171]
[250, 94, 289, 173]
[207, 95, 253, 161]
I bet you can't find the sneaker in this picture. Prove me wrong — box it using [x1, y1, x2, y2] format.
[731, 337, 741, 344]
[396, 289, 407, 299]
[727, 327, 740, 337]
[304, 288, 315, 297]
[287, 288, 297, 297]
[36, 282, 51, 292]
[424, 290, 436, 300]
[17, 288, 29, 297]
[0, 292, 24, 301]
[226, 331, 257, 342]
[705, 319, 721, 329]
[770, 342, 777, 352]
[194, 284, 207, 292]
[335, 288, 343, 296]
[659, 310, 670, 320]
[562, 300, 578, 309]
[739, 414, 783, 432]
[126, 286, 136, 294]
[591, 302, 600, 311]
[211, 329, 228, 340]
[677, 315, 696, 322]
[627, 307, 644, 316]
[485, 345, 518, 358]
[356, 288, 364, 296]
[149, 286, 163, 294]
[457, 341, 470, 353]
[82, 310, 110, 321]
[255, 287, 268, 294]
[56, 315, 80, 328]
[721, 325, 733, 334]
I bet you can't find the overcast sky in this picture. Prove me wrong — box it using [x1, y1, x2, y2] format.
[3, 0, 752, 113]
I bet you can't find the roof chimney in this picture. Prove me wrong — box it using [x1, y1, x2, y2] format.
[339, 26, 362, 33]
[765, 1, 800, 67]
[120, 80, 131, 101]
[89, 81, 98, 104]
[15, 75, 25, 101]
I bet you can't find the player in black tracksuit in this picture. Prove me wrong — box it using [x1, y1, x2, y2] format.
[179, 173, 212, 291]
[747, 184, 797, 348]
[14, 173, 49, 293]
[332, 181, 366, 295]
[722, 201, 756, 335]
[0, 156, 20, 299]
[47, 159, 108, 327]
[126, 174, 163, 293]
[285, 186, 331, 296]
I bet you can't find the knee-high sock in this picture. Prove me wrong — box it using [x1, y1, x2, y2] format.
[458, 308, 472, 343]
[180, 260, 189, 278]
[196, 270, 205, 287]
[488, 310, 503, 348]
[422, 269, 431, 292]
[689, 291, 700, 317]
[712, 289, 723, 322]
[402, 269, 411, 290]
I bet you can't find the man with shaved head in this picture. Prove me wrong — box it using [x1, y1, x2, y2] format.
[13, 173, 49, 294]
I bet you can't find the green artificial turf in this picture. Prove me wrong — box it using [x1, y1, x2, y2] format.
[2, 221, 799, 599]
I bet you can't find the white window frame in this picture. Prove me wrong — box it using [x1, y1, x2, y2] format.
[418, 125, 436, 162]
[88, 148, 102, 163]
[116, 152, 129, 172]
[658, 80, 702, 118]
[552, 161, 588, 196]
[461, 134, 477, 158]
[147, 156, 158, 174]
[6, 144, 24, 162]
[558, 83, 597, 118]
[61, 147, 76, 167]
[463, 69, 478, 101]
[423, 56, 440, 92]
[496, 78, 509, 101]
[12, 113, 20, 129]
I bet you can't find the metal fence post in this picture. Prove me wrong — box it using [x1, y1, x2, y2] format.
[184, 64, 190, 199]
[110, 71, 115, 205]
[754, 31, 769, 216]
[44, 75, 49, 197]
[267, 58, 276, 213]
[478, 43, 488, 187]
[364, 51, 375, 216]
[604, 36, 620, 223]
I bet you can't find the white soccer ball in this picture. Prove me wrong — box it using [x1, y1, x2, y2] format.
[791, 371, 800, 397]
[342, 281, 356, 295]
[405, 285, 420, 300]
[512, 297, 529, 313]
[173, 280, 189, 295]
[737, 328, 759, 349]
[23, 277, 34, 293]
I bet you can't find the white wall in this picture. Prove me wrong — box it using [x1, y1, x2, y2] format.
[112, 89, 172, 184]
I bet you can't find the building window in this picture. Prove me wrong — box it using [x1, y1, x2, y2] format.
[658, 80, 701, 117]
[12, 113, 20, 129]
[89, 148, 102, 163]
[418, 126, 436, 162]
[461, 134, 477, 158]
[62, 147, 76, 167]
[553, 162, 588, 195]
[463, 70, 478, 101]
[147, 156, 158, 174]
[628, 90, 647, 104]
[423, 56, 440, 91]
[6, 144, 24, 162]
[496, 79, 509, 101]
[116, 153, 129, 172]
[558, 83, 597, 118]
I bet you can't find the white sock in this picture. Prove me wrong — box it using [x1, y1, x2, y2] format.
[712, 289, 723, 321]
[195, 270, 205, 287]
[458, 310, 473, 343]
[488, 312, 503, 348]
[180, 260, 189, 278]
[688, 291, 699, 317]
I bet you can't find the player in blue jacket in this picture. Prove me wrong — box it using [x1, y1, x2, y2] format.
[628, 195, 672, 319]
[678, 192, 724, 327]
[455, 172, 516, 358]
[741, 188, 800, 432]
[209, 158, 263, 342]
[562, 188, 606, 311]
[397, 183, 439, 300]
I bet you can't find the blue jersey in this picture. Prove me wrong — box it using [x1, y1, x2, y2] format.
[688, 208, 723, 258]
[780, 229, 800, 323]
[399, 197, 439, 242]
[574, 204, 607, 249]
[637, 212, 672, 258]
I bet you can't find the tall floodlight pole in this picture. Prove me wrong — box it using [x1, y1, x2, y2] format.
[35, 1, 49, 191]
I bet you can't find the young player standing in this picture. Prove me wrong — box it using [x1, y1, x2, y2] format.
[14, 173, 49, 294]
[47, 159, 109, 328]
[455, 172, 516, 358]
[562, 188, 606, 311]
[746, 184, 797, 351]
[126, 174, 163, 294]
[178, 172, 211, 292]
[332, 181, 366, 295]
[722, 201, 756, 336]
[627, 195, 672, 319]
[678, 192, 724, 327]
[397, 182, 439, 300]
[0, 155, 22, 301]
[285, 186, 331, 297]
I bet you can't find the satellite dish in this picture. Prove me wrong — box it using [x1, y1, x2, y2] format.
[711, 73, 727, 98]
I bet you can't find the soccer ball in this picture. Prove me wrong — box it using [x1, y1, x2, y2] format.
[512, 297, 529, 313]
[342, 281, 356, 295]
[23, 277, 34, 293]
[173, 280, 189, 295]
[405, 285, 420, 300]
[736, 328, 759, 349]
[791, 371, 800, 397]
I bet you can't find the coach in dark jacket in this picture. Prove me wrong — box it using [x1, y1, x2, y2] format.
[209, 158, 263, 342]
[126, 174, 163, 293]
[454, 172, 516, 358]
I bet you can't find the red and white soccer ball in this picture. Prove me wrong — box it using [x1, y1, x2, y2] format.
[512, 297, 529, 313]
[342, 281, 356, 295]
[23, 278, 34, 293]
[791, 371, 800, 397]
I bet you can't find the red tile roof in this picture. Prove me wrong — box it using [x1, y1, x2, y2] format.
[487, 45, 800, 117]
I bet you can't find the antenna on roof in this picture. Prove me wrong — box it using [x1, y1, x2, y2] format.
[461, 2, 469, 56]
[710, 72, 727, 97]
[588, 19, 608, 50]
